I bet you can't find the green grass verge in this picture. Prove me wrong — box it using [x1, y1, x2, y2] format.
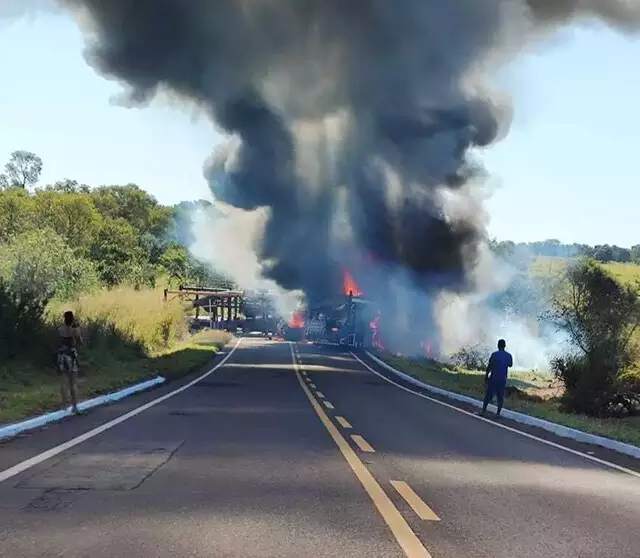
[0, 330, 232, 425]
[379, 353, 640, 447]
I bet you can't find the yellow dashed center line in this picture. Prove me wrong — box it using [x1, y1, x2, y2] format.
[351, 434, 375, 453]
[336, 416, 353, 429]
[391, 481, 440, 522]
[289, 343, 432, 558]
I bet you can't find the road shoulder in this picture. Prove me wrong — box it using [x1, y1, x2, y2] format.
[0, 340, 239, 475]
[355, 349, 640, 476]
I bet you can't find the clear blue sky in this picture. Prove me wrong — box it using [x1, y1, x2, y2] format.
[1, 10, 639, 247]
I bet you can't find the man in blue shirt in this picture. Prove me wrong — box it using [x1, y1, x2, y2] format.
[482, 339, 513, 417]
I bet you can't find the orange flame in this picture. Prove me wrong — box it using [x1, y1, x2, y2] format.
[288, 311, 305, 329]
[343, 270, 362, 296]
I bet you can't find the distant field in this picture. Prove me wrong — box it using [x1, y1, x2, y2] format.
[529, 255, 640, 352]
[530, 256, 640, 284]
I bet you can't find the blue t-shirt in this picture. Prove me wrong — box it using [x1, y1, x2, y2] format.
[488, 349, 513, 382]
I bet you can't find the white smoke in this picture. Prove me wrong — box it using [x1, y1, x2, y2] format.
[434, 241, 571, 371]
[188, 197, 303, 319]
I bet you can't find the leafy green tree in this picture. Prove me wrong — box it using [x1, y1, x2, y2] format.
[140, 232, 167, 266]
[90, 184, 172, 238]
[0, 150, 43, 189]
[0, 188, 35, 241]
[159, 244, 191, 284]
[32, 190, 102, 255]
[0, 228, 99, 302]
[90, 218, 145, 287]
[41, 178, 91, 194]
[125, 260, 158, 290]
[550, 259, 640, 416]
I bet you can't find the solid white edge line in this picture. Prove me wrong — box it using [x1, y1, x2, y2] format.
[366, 350, 640, 459]
[0, 338, 242, 485]
[350, 352, 640, 480]
[0, 376, 166, 441]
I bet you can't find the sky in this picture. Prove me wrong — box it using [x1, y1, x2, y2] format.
[0, 8, 639, 247]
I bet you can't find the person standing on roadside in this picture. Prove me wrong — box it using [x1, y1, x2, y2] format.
[482, 338, 513, 417]
[57, 310, 83, 414]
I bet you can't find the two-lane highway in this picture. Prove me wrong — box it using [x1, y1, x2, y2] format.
[1, 338, 639, 557]
[293, 342, 640, 557]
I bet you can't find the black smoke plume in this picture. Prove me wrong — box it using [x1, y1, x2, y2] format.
[54, 0, 639, 353]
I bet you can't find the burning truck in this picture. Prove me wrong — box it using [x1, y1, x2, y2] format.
[279, 271, 378, 347]
[280, 269, 437, 357]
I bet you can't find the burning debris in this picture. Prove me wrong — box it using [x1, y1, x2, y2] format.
[287, 311, 305, 330]
[44, 1, 640, 355]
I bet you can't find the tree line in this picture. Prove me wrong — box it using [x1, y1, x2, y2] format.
[0, 149, 233, 359]
[0, 150, 232, 298]
[491, 238, 640, 264]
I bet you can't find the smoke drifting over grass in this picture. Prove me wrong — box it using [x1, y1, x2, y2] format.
[437, 246, 571, 370]
[24, 1, 640, 357]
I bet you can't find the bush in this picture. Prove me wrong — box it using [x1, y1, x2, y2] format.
[550, 259, 640, 416]
[0, 228, 99, 301]
[552, 354, 640, 417]
[0, 280, 48, 359]
[449, 343, 491, 371]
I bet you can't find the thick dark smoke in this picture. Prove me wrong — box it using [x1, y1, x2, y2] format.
[51, 0, 639, 353]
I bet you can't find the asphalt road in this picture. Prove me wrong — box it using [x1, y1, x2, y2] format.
[1, 338, 639, 557]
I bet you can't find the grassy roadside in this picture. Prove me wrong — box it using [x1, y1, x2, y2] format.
[377, 352, 640, 447]
[0, 326, 232, 426]
[0, 284, 231, 425]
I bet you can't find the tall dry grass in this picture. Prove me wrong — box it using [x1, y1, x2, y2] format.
[49, 287, 189, 357]
[2, 287, 232, 424]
